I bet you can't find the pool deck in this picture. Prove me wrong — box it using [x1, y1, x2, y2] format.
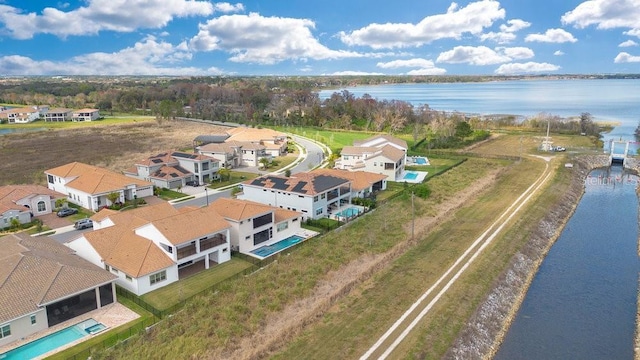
[0, 302, 140, 359]
[396, 170, 428, 183]
[248, 230, 319, 260]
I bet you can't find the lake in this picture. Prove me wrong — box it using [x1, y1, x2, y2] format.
[319, 79, 640, 127]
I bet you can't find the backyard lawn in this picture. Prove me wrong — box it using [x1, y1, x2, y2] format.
[141, 257, 254, 311]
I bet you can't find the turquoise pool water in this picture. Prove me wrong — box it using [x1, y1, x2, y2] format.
[403, 172, 419, 180]
[0, 318, 105, 360]
[335, 207, 360, 218]
[413, 157, 429, 165]
[251, 235, 304, 258]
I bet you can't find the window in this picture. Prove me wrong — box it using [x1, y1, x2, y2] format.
[194, 163, 199, 173]
[316, 208, 323, 215]
[104, 264, 110, 271]
[277, 222, 288, 232]
[313, 196, 318, 202]
[253, 228, 272, 246]
[37, 201, 46, 212]
[253, 213, 273, 228]
[321, 193, 326, 199]
[30, 315, 37, 325]
[0, 324, 10, 339]
[150, 270, 167, 285]
[222, 248, 228, 252]
[47, 175, 54, 184]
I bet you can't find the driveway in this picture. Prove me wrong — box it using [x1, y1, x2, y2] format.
[38, 212, 74, 229]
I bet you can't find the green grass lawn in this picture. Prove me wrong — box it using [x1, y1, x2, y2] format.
[141, 258, 254, 311]
[209, 171, 259, 189]
[157, 188, 187, 200]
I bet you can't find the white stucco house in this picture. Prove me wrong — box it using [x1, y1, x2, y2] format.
[210, 198, 303, 255]
[2, 106, 40, 123]
[67, 202, 232, 296]
[0, 233, 116, 348]
[124, 151, 220, 188]
[197, 140, 270, 169]
[0, 185, 65, 229]
[72, 108, 100, 121]
[237, 172, 352, 220]
[45, 162, 154, 212]
[310, 168, 388, 199]
[44, 108, 73, 122]
[335, 135, 408, 181]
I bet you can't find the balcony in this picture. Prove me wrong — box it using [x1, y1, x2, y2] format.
[200, 234, 226, 251]
[177, 243, 197, 260]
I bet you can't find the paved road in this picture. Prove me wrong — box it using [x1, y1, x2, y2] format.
[47, 132, 327, 241]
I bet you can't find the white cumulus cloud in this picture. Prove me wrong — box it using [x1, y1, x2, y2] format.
[376, 58, 446, 75]
[614, 52, 640, 62]
[481, 19, 531, 44]
[554, 50, 565, 56]
[329, 71, 385, 76]
[619, 39, 638, 47]
[437, 46, 515, 65]
[189, 12, 362, 64]
[525, 28, 578, 43]
[0, 0, 218, 39]
[338, 0, 505, 49]
[562, 0, 640, 30]
[495, 62, 561, 74]
[0, 37, 221, 75]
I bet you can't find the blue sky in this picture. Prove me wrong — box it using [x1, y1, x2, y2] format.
[0, 0, 639, 76]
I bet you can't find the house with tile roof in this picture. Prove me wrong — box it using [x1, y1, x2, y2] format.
[335, 134, 408, 181]
[237, 172, 352, 220]
[310, 168, 388, 198]
[45, 162, 154, 212]
[44, 108, 73, 122]
[124, 151, 220, 188]
[225, 127, 288, 157]
[67, 202, 231, 295]
[196, 140, 270, 169]
[209, 198, 303, 255]
[72, 108, 100, 121]
[1, 106, 40, 123]
[0, 185, 65, 229]
[0, 233, 116, 347]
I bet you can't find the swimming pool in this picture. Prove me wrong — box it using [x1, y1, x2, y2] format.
[413, 157, 429, 165]
[250, 235, 304, 258]
[403, 172, 419, 180]
[0, 318, 106, 360]
[335, 207, 360, 218]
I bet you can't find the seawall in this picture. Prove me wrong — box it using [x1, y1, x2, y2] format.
[444, 155, 610, 359]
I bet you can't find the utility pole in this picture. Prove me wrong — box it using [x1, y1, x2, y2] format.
[411, 192, 415, 242]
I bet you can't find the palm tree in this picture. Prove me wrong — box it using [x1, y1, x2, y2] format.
[218, 167, 230, 182]
[259, 157, 270, 169]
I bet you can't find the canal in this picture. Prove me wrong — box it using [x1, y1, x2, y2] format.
[494, 166, 639, 359]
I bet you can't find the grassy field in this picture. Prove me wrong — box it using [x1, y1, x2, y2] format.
[90, 156, 510, 360]
[277, 126, 414, 153]
[0, 120, 231, 185]
[0, 116, 155, 129]
[141, 258, 255, 311]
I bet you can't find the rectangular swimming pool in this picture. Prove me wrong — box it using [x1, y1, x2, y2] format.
[413, 157, 429, 165]
[0, 318, 106, 360]
[403, 172, 419, 180]
[250, 235, 304, 258]
[335, 207, 360, 218]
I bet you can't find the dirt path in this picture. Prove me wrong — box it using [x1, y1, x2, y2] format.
[216, 167, 506, 360]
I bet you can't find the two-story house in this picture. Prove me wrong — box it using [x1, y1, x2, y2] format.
[44, 108, 73, 122]
[238, 172, 352, 220]
[196, 140, 269, 169]
[67, 203, 231, 296]
[45, 162, 154, 211]
[2, 107, 40, 123]
[209, 198, 302, 255]
[335, 135, 408, 181]
[72, 108, 100, 121]
[124, 151, 219, 188]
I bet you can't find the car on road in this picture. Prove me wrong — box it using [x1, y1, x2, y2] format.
[554, 146, 566, 152]
[56, 208, 78, 217]
[74, 218, 93, 230]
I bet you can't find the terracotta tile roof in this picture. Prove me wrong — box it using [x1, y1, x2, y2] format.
[73, 108, 99, 113]
[371, 144, 406, 162]
[211, 198, 300, 222]
[46, 108, 72, 113]
[149, 165, 191, 181]
[311, 168, 387, 191]
[46, 162, 152, 195]
[340, 146, 379, 156]
[244, 172, 349, 196]
[0, 185, 63, 214]
[225, 127, 286, 142]
[81, 202, 229, 277]
[3, 107, 38, 114]
[150, 206, 230, 246]
[134, 152, 178, 167]
[0, 233, 116, 324]
[353, 134, 408, 150]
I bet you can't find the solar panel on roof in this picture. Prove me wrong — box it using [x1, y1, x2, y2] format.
[291, 181, 308, 193]
[169, 173, 179, 178]
[151, 159, 163, 164]
[269, 177, 289, 190]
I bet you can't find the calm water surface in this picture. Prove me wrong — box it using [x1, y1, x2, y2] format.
[495, 167, 639, 360]
[319, 79, 640, 126]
